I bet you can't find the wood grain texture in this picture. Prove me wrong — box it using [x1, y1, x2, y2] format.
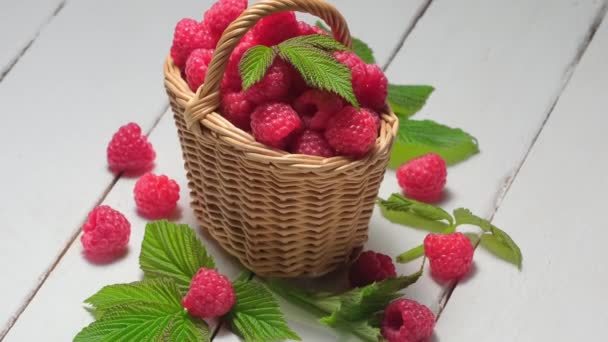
[0, 0, 218, 336]
[0, 0, 64, 77]
[436, 13, 608, 342]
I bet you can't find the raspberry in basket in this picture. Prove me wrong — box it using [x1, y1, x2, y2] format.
[396, 153, 447, 203]
[185, 48, 215, 92]
[182, 268, 236, 319]
[381, 298, 435, 342]
[107, 122, 155, 173]
[170, 19, 217, 69]
[81, 205, 130, 262]
[251, 102, 302, 149]
[297, 21, 327, 36]
[221, 91, 254, 130]
[324, 106, 379, 158]
[222, 33, 257, 92]
[203, 0, 248, 37]
[290, 130, 334, 157]
[245, 60, 292, 104]
[133, 173, 180, 218]
[293, 89, 344, 131]
[424, 232, 474, 282]
[251, 12, 299, 46]
[334, 51, 388, 111]
[349, 250, 396, 287]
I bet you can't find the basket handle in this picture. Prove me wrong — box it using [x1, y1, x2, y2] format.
[184, 0, 352, 129]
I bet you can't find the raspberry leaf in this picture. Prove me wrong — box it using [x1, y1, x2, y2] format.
[377, 193, 453, 232]
[314, 21, 376, 63]
[389, 119, 480, 168]
[478, 233, 522, 268]
[240, 45, 276, 90]
[139, 220, 215, 293]
[85, 278, 182, 318]
[388, 84, 434, 118]
[227, 278, 301, 342]
[164, 315, 210, 342]
[281, 34, 348, 52]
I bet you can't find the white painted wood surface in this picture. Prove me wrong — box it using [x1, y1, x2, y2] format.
[0, 0, 64, 76]
[436, 13, 608, 342]
[1, 0, 607, 341]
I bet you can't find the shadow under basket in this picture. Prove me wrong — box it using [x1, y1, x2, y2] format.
[163, 0, 398, 278]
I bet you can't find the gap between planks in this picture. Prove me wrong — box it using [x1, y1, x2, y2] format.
[0, 1, 66, 83]
[434, 4, 608, 321]
[0, 104, 170, 341]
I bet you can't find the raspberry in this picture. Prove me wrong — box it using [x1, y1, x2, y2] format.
[297, 21, 327, 36]
[324, 106, 378, 158]
[245, 60, 292, 104]
[182, 268, 236, 319]
[396, 153, 447, 203]
[222, 33, 257, 92]
[424, 232, 474, 282]
[107, 123, 156, 173]
[293, 89, 344, 130]
[81, 205, 130, 262]
[251, 102, 302, 149]
[133, 173, 180, 218]
[290, 130, 334, 157]
[251, 12, 299, 46]
[334, 52, 388, 110]
[170, 19, 217, 69]
[203, 0, 248, 37]
[348, 251, 396, 287]
[381, 299, 435, 342]
[185, 48, 214, 92]
[221, 91, 254, 130]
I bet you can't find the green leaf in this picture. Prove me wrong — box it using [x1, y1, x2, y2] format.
[322, 317, 381, 342]
[388, 119, 479, 168]
[388, 84, 434, 118]
[85, 279, 182, 318]
[227, 280, 301, 342]
[377, 194, 453, 232]
[453, 208, 491, 231]
[478, 234, 522, 268]
[315, 21, 376, 63]
[281, 34, 348, 52]
[395, 244, 425, 263]
[164, 315, 210, 342]
[263, 279, 341, 317]
[277, 44, 359, 107]
[240, 45, 276, 90]
[487, 227, 523, 269]
[139, 220, 215, 293]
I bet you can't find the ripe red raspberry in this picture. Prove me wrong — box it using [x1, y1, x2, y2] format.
[381, 299, 435, 342]
[251, 102, 302, 149]
[203, 0, 248, 37]
[324, 106, 378, 158]
[222, 33, 257, 92]
[81, 205, 130, 262]
[297, 21, 327, 36]
[133, 173, 180, 218]
[170, 19, 217, 69]
[334, 52, 388, 111]
[182, 268, 236, 319]
[424, 232, 474, 282]
[221, 91, 254, 130]
[349, 251, 396, 287]
[185, 48, 214, 92]
[107, 122, 155, 173]
[251, 12, 299, 46]
[245, 60, 292, 104]
[293, 89, 344, 130]
[290, 130, 334, 157]
[396, 153, 447, 203]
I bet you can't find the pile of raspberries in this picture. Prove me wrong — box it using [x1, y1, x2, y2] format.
[170, 0, 388, 158]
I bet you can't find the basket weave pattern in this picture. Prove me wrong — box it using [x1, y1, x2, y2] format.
[164, 0, 398, 277]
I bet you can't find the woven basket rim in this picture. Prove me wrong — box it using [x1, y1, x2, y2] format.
[164, 55, 399, 170]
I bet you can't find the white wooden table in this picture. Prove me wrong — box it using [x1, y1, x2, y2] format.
[1, 0, 607, 341]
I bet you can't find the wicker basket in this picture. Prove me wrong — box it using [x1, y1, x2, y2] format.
[163, 0, 398, 277]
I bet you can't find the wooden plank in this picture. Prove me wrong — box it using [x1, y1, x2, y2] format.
[0, 0, 220, 336]
[436, 13, 608, 342]
[0, 0, 64, 77]
[244, 0, 606, 340]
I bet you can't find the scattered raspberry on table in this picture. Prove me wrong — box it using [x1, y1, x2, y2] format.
[381, 298, 435, 342]
[182, 268, 236, 319]
[424, 232, 474, 282]
[107, 122, 156, 173]
[81, 205, 130, 262]
[349, 250, 396, 287]
[397, 153, 447, 203]
[133, 173, 180, 219]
